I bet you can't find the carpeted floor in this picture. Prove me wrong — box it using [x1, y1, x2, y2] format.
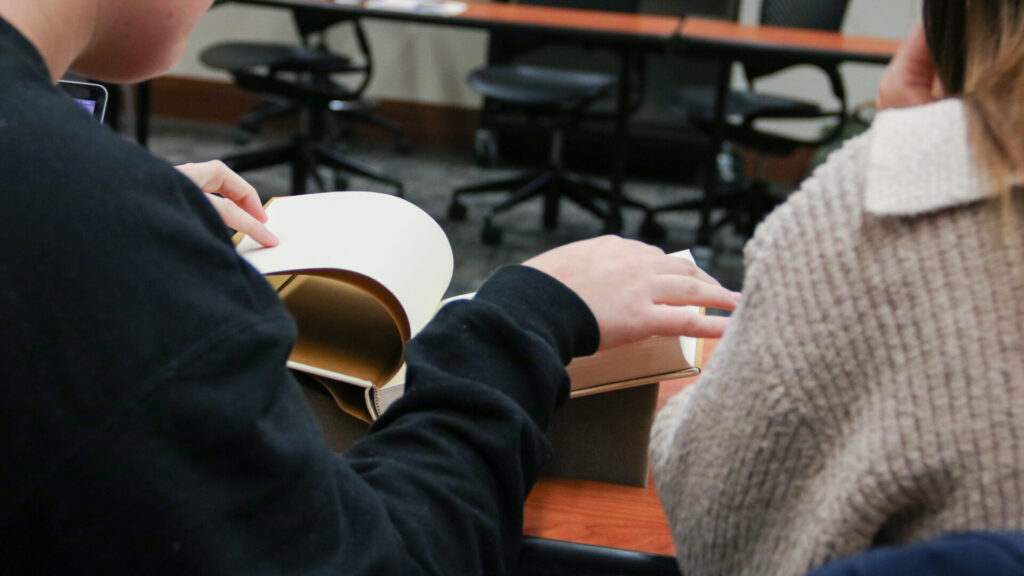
[147, 118, 747, 298]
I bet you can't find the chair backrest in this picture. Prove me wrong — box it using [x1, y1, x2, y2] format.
[744, 0, 850, 81]
[291, 10, 374, 94]
[759, 0, 848, 30]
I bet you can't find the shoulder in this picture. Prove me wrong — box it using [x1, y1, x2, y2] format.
[747, 99, 985, 266]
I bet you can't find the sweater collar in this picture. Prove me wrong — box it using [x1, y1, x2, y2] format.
[865, 99, 992, 216]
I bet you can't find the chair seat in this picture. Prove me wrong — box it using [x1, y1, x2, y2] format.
[669, 85, 824, 155]
[670, 85, 823, 124]
[200, 42, 356, 75]
[468, 64, 616, 109]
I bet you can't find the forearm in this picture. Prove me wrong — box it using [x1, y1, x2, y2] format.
[342, 265, 599, 575]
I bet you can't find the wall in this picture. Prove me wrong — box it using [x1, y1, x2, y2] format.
[172, 0, 922, 114]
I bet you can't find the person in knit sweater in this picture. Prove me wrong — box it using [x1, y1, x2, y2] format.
[650, 1, 1024, 575]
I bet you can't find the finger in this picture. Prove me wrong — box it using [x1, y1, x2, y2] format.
[179, 161, 268, 223]
[657, 255, 723, 287]
[650, 275, 740, 311]
[645, 307, 731, 339]
[211, 165, 268, 223]
[208, 195, 279, 247]
[197, 162, 266, 225]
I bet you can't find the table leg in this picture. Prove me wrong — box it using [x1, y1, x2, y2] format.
[606, 49, 633, 235]
[135, 81, 151, 149]
[696, 58, 732, 248]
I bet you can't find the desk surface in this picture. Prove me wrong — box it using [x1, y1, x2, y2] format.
[224, 0, 899, 63]
[227, 0, 681, 45]
[681, 17, 901, 65]
[523, 339, 719, 556]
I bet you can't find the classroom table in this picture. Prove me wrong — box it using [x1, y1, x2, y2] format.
[219, 0, 683, 230]
[216, 1, 902, 238]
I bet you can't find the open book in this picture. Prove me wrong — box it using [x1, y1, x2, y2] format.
[237, 192, 704, 422]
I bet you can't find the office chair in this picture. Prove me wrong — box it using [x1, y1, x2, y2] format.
[640, 0, 850, 244]
[447, 0, 646, 245]
[200, 10, 408, 196]
[515, 537, 681, 576]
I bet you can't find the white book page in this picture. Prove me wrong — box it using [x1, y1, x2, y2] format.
[671, 250, 699, 367]
[363, 0, 468, 15]
[237, 192, 454, 338]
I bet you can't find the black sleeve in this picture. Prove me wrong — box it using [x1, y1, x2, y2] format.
[19, 266, 597, 576]
[344, 265, 600, 575]
[0, 27, 600, 575]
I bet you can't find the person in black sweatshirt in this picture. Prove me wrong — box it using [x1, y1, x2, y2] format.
[0, 0, 739, 573]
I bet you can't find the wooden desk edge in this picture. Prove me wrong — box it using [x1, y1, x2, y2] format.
[681, 17, 900, 63]
[524, 340, 719, 556]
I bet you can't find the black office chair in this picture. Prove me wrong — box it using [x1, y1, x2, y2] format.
[641, 0, 850, 244]
[515, 537, 681, 576]
[200, 10, 408, 196]
[447, 0, 646, 245]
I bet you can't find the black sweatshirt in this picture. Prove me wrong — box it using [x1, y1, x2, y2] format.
[0, 17, 599, 574]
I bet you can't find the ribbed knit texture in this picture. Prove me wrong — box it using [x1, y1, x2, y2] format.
[650, 99, 1024, 576]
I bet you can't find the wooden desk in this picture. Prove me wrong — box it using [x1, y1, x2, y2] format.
[220, 0, 680, 228]
[523, 339, 718, 556]
[224, 0, 680, 46]
[680, 17, 900, 64]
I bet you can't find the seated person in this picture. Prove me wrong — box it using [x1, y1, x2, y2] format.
[0, 0, 739, 573]
[651, 1, 1024, 574]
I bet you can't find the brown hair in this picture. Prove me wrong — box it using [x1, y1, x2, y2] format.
[924, 0, 1024, 195]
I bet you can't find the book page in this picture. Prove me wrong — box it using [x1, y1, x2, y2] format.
[363, 0, 468, 16]
[237, 192, 454, 339]
[673, 250, 700, 368]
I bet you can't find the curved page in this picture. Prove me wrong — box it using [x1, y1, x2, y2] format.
[237, 192, 454, 384]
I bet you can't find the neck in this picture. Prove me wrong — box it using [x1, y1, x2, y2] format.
[0, 1, 96, 82]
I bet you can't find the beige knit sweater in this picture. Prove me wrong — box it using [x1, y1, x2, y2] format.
[650, 99, 1024, 576]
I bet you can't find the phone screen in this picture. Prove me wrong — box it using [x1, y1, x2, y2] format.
[58, 80, 108, 122]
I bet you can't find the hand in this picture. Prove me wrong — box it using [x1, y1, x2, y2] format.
[876, 22, 943, 111]
[524, 236, 741, 351]
[175, 161, 279, 247]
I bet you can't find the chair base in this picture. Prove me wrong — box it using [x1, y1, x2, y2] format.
[219, 136, 404, 197]
[449, 166, 642, 245]
[640, 180, 782, 245]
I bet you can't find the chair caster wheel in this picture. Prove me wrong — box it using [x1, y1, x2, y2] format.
[474, 129, 499, 168]
[234, 128, 257, 146]
[640, 215, 667, 243]
[481, 219, 503, 245]
[448, 200, 468, 221]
